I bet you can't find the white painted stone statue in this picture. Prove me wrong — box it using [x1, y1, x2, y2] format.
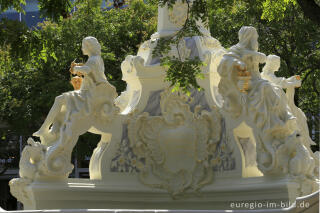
[261, 55, 300, 88]
[10, 37, 122, 206]
[218, 26, 318, 193]
[261, 54, 319, 183]
[261, 54, 316, 148]
[33, 36, 110, 140]
[9, 2, 319, 211]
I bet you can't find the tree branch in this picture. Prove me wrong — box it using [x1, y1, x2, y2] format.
[312, 77, 320, 96]
[296, 0, 320, 25]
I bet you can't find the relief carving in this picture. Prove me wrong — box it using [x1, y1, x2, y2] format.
[127, 89, 222, 197]
[168, 1, 188, 27]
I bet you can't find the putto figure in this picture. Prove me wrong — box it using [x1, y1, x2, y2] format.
[218, 26, 294, 133]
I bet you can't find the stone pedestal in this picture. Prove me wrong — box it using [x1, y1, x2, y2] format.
[23, 176, 300, 210]
[9, 1, 319, 212]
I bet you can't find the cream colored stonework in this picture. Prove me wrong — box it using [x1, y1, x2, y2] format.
[9, 1, 319, 211]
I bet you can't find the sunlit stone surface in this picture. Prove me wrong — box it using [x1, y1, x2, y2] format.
[9, 1, 319, 211]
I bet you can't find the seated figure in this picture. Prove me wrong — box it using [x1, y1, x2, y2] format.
[261, 55, 316, 147]
[33, 36, 113, 145]
[218, 26, 295, 134]
[10, 37, 120, 182]
[218, 27, 318, 187]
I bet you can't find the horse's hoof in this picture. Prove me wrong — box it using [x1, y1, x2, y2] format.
[33, 130, 44, 137]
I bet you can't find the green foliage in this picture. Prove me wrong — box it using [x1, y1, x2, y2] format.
[0, 0, 157, 164]
[0, 0, 157, 137]
[261, 0, 296, 21]
[153, 0, 207, 93]
[161, 56, 204, 94]
[0, 0, 25, 13]
[0, 0, 319, 163]
[0, 0, 131, 23]
[0, 19, 28, 58]
[0, 46, 13, 76]
[208, 0, 319, 149]
[37, 0, 74, 21]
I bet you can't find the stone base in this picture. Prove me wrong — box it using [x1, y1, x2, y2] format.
[24, 176, 303, 210]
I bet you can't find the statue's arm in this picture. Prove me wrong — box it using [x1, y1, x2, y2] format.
[270, 75, 300, 88]
[265, 74, 301, 88]
[73, 57, 99, 75]
[242, 49, 266, 63]
[269, 74, 287, 87]
[283, 76, 301, 88]
[73, 64, 91, 75]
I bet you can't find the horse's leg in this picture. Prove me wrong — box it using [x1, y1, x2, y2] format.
[45, 113, 93, 178]
[34, 95, 66, 137]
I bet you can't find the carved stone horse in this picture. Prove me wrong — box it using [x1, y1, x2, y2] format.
[26, 83, 125, 180]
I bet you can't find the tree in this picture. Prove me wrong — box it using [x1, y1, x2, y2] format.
[37, 0, 104, 22]
[37, 0, 74, 21]
[113, 0, 126, 8]
[0, 0, 130, 22]
[152, 0, 208, 93]
[0, 0, 157, 163]
[208, 0, 319, 149]
[0, 0, 318, 164]
[261, 0, 320, 25]
[296, 0, 320, 24]
[0, 0, 25, 13]
[152, 0, 319, 148]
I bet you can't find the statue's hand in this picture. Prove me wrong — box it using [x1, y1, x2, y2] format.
[76, 71, 84, 77]
[287, 76, 301, 88]
[70, 61, 77, 74]
[293, 79, 301, 88]
[235, 61, 246, 72]
[70, 61, 85, 76]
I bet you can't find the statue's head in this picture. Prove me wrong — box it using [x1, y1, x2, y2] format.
[238, 26, 258, 51]
[82, 36, 101, 56]
[264, 55, 280, 72]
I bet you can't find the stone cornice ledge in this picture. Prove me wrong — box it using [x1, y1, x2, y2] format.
[0, 190, 319, 213]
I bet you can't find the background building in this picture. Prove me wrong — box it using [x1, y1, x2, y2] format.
[0, 0, 118, 28]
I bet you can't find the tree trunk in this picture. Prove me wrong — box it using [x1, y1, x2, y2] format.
[296, 0, 320, 25]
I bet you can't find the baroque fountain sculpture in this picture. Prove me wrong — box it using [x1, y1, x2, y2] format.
[9, 1, 319, 210]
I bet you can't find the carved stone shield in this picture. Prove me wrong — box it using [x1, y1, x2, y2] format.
[128, 89, 222, 196]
